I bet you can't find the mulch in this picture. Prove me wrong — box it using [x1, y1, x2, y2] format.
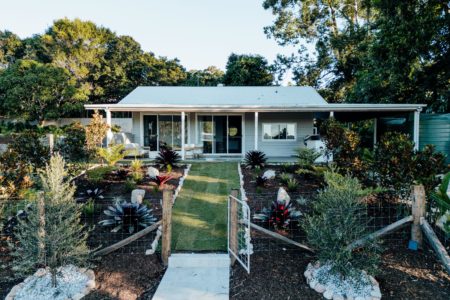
[230, 244, 450, 300]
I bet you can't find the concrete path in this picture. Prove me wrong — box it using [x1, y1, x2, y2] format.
[153, 253, 230, 300]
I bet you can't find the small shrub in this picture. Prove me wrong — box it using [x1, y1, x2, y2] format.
[86, 166, 115, 183]
[155, 149, 181, 169]
[99, 201, 157, 233]
[244, 150, 267, 169]
[82, 199, 95, 216]
[295, 148, 321, 168]
[279, 172, 292, 185]
[286, 178, 299, 192]
[85, 110, 109, 151]
[130, 159, 144, 182]
[97, 144, 129, 166]
[414, 145, 446, 193]
[255, 174, 268, 187]
[253, 194, 302, 231]
[303, 170, 380, 281]
[125, 178, 137, 192]
[8, 130, 50, 169]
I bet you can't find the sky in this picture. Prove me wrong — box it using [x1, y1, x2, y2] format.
[0, 0, 297, 81]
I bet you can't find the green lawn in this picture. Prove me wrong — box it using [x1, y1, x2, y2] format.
[171, 162, 239, 251]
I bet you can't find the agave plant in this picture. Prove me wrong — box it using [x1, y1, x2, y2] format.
[253, 197, 301, 231]
[155, 149, 181, 169]
[244, 150, 267, 169]
[99, 201, 157, 233]
[77, 188, 104, 203]
[255, 174, 268, 187]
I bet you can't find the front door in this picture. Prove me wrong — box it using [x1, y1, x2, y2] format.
[198, 115, 242, 154]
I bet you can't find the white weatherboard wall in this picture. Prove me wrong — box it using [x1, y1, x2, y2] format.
[244, 112, 314, 157]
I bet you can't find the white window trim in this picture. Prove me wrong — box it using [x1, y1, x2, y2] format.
[261, 122, 297, 142]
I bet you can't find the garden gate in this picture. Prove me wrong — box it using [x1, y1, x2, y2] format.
[228, 192, 252, 273]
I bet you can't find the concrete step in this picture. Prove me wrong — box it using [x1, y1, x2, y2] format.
[168, 253, 230, 268]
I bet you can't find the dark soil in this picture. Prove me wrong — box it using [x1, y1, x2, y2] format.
[230, 243, 450, 300]
[84, 253, 166, 300]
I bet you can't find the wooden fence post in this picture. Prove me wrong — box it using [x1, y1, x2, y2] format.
[229, 189, 239, 266]
[161, 189, 173, 267]
[411, 185, 426, 249]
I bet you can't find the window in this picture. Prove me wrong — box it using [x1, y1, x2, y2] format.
[262, 123, 296, 141]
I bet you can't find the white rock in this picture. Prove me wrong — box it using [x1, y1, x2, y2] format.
[370, 288, 382, 298]
[323, 289, 333, 299]
[72, 293, 85, 300]
[309, 279, 318, 289]
[147, 167, 159, 178]
[85, 269, 95, 280]
[369, 276, 379, 286]
[333, 294, 344, 300]
[277, 187, 291, 205]
[262, 169, 276, 180]
[304, 270, 311, 279]
[347, 296, 354, 300]
[86, 279, 96, 289]
[355, 297, 365, 300]
[314, 283, 326, 293]
[131, 189, 145, 204]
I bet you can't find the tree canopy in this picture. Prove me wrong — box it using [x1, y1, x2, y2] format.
[223, 53, 274, 86]
[185, 66, 224, 86]
[263, 0, 449, 112]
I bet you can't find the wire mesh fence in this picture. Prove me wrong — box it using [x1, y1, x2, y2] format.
[245, 191, 413, 253]
[0, 196, 163, 257]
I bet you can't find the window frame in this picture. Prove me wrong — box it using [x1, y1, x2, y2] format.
[261, 122, 297, 142]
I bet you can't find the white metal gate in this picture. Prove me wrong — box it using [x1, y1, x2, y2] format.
[228, 194, 252, 273]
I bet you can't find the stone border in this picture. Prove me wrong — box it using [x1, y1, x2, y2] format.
[304, 262, 381, 300]
[172, 164, 191, 204]
[6, 266, 96, 300]
[237, 163, 248, 201]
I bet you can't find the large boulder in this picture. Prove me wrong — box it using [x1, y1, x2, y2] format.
[131, 189, 146, 204]
[262, 169, 276, 180]
[277, 187, 290, 205]
[147, 167, 160, 179]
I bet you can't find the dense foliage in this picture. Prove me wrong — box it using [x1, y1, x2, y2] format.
[430, 173, 450, 234]
[56, 122, 89, 162]
[303, 171, 380, 280]
[263, 0, 449, 112]
[0, 149, 34, 198]
[8, 130, 50, 169]
[11, 154, 90, 287]
[223, 53, 274, 86]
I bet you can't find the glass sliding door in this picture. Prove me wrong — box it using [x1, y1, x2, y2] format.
[197, 115, 242, 154]
[228, 116, 242, 153]
[143, 115, 158, 151]
[143, 114, 183, 151]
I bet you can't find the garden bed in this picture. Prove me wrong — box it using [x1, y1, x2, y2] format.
[230, 242, 450, 300]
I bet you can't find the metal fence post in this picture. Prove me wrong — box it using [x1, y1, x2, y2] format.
[162, 189, 173, 267]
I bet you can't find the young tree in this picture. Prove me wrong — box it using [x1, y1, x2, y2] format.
[0, 59, 79, 123]
[223, 53, 274, 86]
[85, 110, 109, 151]
[11, 154, 90, 287]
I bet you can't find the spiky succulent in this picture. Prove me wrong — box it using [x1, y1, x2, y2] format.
[77, 188, 104, 203]
[151, 174, 174, 189]
[244, 150, 267, 169]
[155, 149, 181, 169]
[253, 197, 301, 230]
[255, 174, 268, 187]
[99, 201, 157, 233]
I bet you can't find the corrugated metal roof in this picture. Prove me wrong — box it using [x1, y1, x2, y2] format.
[117, 86, 328, 106]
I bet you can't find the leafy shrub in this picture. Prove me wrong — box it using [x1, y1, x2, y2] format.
[414, 145, 446, 193]
[0, 149, 34, 199]
[124, 178, 137, 192]
[253, 194, 301, 231]
[99, 201, 157, 233]
[295, 148, 321, 168]
[130, 159, 144, 182]
[303, 170, 380, 280]
[155, 148, 181, 169]
[255, 174, 268, 187]
[286, 178, 299, 192]
[56, 122, 88, 162]
[86, 166, 115, 183]
[97, 144, 129, 166]
[244, 150, 267, 169]
[430, 173, 450, 234]
[11, 154, 90, 286]
[279, 172, 292, 185]
[8, 130, 50, 169]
